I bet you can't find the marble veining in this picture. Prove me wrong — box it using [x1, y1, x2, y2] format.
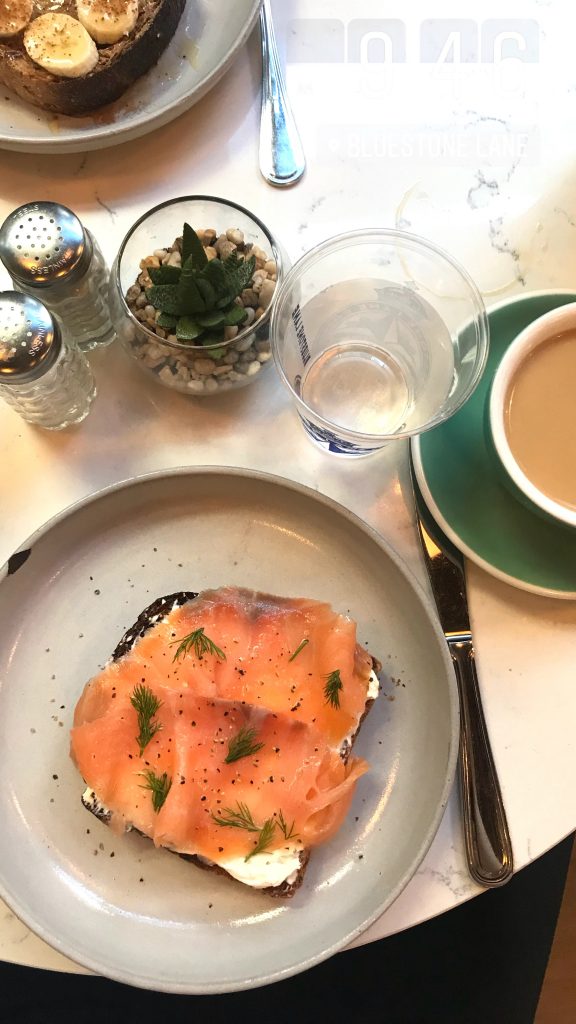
[488, 218, 526, 285]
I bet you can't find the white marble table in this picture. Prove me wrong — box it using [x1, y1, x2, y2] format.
[0, 0, 575, 977]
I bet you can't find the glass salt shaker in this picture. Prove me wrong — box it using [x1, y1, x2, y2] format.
[0, 202, 115, 351]
[0, 291, 96, 430]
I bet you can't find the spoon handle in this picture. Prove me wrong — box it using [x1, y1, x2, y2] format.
[259, 0, 306, 187]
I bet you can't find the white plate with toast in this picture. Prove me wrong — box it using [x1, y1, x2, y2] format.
[0, 468, 458, 993]
[0, 0, 261, 153]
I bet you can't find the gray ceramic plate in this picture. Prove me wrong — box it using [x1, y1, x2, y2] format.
[0, 0, 261, 153]
[0, 469, 458, 993]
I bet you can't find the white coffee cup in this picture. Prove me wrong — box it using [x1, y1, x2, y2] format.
[489, 302, 576, 529]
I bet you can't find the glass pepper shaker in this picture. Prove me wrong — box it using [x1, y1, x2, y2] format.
[0, 291, 96, 430]
[0, 201, 115, 351]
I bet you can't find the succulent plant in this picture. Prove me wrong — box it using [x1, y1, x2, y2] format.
[145, 224, 256, 347]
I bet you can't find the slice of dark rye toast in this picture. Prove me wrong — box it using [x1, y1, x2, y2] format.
[79, 592, 382, 899]
[0, 0, 185, 116]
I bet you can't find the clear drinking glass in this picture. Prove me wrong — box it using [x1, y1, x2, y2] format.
[109, 196, 285, 395]
[270, 230, 489, 455]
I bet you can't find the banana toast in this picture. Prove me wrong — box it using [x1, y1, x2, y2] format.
[0, 0, 185, 115]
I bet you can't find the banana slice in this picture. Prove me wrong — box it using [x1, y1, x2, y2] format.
[76, 0, 139, 45]
[24, 14, 98, 78]
[0, 0, 33, 37]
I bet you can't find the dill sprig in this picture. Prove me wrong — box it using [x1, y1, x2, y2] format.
[324, 669, 343, 709]
[170, 627, 226, 663]
[224, 726, 265, 765]
[130, 684, 163, 756]
[277, 809, 298, 840]
[139, 770, 172, 813]
[211, 802, 278, 862]
[211, 801, 260, 832]
[288, 638, 309, 662]
[246, 818, 276, 861]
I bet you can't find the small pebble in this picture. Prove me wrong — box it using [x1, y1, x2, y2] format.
[194, 358, 217, 375]
[259, 279, 276, 309]
[251, 270, 267, 294]
[143, 352, 165, 370]
[217, 239, 237, 260]
[235, 336, 254, 353]
[251, 246, 268, 270]
[140, 255, 160, 269]
[246, 360, 262, 376]
[226, 228, 244, 245]
[158, 366, 175, 385]
[241, 289, 259, 307]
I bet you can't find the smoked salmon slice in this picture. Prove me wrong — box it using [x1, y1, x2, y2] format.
[71, 587, 378, 889]
[71, 688, 368, 860]
[75, 588, 375, 745]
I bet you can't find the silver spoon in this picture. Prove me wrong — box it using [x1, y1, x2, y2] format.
[259, 0, 306, 187]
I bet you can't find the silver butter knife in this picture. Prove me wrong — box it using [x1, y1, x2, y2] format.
[410, 454, 514, 887]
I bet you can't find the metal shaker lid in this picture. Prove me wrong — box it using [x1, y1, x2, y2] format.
[0, 291, 61, 382]
[0, 202, 92, 288]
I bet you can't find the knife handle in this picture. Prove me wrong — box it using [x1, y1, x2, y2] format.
[450, 640, 514, 887]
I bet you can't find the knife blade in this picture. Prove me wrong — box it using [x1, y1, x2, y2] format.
[410, 451, 514, 887]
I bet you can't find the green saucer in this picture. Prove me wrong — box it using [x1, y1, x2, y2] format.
[412, 291, 576, 599]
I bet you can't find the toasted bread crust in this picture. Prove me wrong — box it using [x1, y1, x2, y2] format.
[81, 592, 380, 898]
[112, 592, 198, 661]
[0, 0, 185, 116]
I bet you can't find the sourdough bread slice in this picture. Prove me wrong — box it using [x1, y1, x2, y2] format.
[79, 591, 380, 898]
[0, 0, 185, 115]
